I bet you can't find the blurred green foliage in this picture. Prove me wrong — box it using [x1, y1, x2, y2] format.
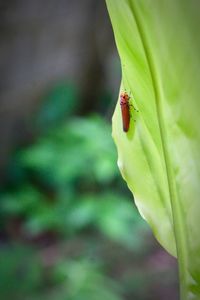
[0, 244, 43, 300]
[36, 83, 79, 129]
[1, 116, 148, 247]
[0, 84, 176, 300]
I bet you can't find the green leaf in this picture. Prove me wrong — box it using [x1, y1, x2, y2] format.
[53, 260, 123, 300]
[106, 1, 200, 299]
[20, 116, 118, 186]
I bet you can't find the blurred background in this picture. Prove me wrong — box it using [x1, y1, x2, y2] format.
[0, 1, 178, 299]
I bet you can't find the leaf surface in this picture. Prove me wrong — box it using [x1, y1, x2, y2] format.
[106, 1, 200, 299]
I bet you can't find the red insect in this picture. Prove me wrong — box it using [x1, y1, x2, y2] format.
[120, 91, 131, 132]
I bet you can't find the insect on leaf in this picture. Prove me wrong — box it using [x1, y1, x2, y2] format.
[106, 1, 200, 299]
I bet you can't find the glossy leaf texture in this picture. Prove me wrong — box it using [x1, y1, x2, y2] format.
[106, 1, 200, 299]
